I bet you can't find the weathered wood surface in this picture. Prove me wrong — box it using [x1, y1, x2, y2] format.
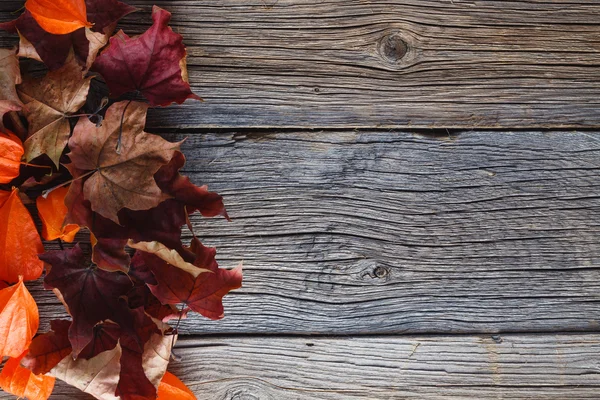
[29, 130, 600, 335]
[4, 333, 600, 399]
[3, 0, 600, 128]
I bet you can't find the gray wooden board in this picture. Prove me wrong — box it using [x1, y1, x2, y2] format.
[3, 333, 600, 399]
[27, 130, 600, 335]
[2, 1, 600, 128]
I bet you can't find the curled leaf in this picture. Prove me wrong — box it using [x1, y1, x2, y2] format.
[37, 186, 80, 242]
[0, 278, 39, 358]
[128, 240, 210, 278]
[0, 189, 45, 284]
[0, 350, 55, 400]
[25, 0, 92, 35]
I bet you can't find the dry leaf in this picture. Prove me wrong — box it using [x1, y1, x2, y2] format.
[0, 188, 45, 283]
[0, 131, 24, 184]
[25, 0, 92, 35]
[0, 278, 39, 358]
[0, 350, 55, 400]
[37, 185, 80, 242]
[128, 240, 210, 278]
[18, 59, 92, 167]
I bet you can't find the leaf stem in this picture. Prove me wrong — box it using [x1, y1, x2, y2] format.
[42, 169, 96, 198]
[116, 100, 133, 155]
[20, 161, 52, 169]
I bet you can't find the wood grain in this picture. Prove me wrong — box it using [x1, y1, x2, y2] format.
[27, 130, 600, 335]
[2, 0, 600, 129]
[4, 333, 600, 399]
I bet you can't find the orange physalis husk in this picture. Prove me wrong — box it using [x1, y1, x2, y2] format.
[0, 350, 55, 400]
[0, 131, 24, 184]
[0, 188, 45, 283]
[158, 371, 197, 400]
[25, 0, 92, 35]
[37, 186, 80, 242]
[0, 277, 39, 358]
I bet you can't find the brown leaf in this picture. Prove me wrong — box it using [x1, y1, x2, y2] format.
[17, 59, 92, 167]
[0, 48, 23, 132]
[67, 101, 181, 224]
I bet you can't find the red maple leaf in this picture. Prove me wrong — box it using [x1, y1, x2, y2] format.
[92, 6, 202, 106]
[132, 238, 243, 320]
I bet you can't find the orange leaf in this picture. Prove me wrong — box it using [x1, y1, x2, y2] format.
[0, 278, 39, 358]
[158, 372, 197, 400]
[0, 131, 23, 184]
[0, 350, 55, 400]
[37, 186, 80, 242]
[0, 188, 45, 283]
[25, 0, 92, 35]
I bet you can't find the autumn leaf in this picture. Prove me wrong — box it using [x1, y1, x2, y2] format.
[40, 244, 133, 357]
[0, 189, 45, 284]
[0, 48, 23, 132]
[17, 59, 92, 167]
[93, 6, 202, 106]
[0, 350, 55, 400]
[0, 131, 24, 184]
[25, 0, 92, 35]
[158, 372, 197, 400]
[128, 240, 210, 278]
[156, 151, 228, 219]
[86, 0, 137, 33]
[67, 100, 181, 224]
[50, 342, 122, 400]
[0, 278, 39, 358]
[37, 185, 80, 242]
[22, 320, 72, 375]
[132, 238, 242, 320]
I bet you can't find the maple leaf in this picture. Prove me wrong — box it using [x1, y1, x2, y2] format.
[67, 100, 181, 224]
[0, 188, 45, 284]
[0, 131, 24, 184]
[22, 320, 72, 375]
[132, 238, 243, 320]
[25, 0, 92, 35]
[40, 244, 133, 357]
[0, 278, 39, 358]
[158, 372, 197, 400]
[17, 59, 92, 167]
[156, 151, 228, 219]
[0, 350, 55, 400]
[0, 48, 23, 132]
[37, 185, 80, 242]
[92, 6, 202, 106]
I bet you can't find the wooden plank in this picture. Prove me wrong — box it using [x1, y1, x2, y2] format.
[28, 130, 600, 335]
[4, 0, 600, 129]
[5, 333, 600, 399]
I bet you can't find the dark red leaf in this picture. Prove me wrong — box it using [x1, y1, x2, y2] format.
[92, 6, 201, 106]
[132, 238, 242, 320]
[77, 321, 120, 360]
[85, 0, 137, 33]
[156, 151, 228, 219]
[22, 320, 72, 375]
[40, 245, 133, 357]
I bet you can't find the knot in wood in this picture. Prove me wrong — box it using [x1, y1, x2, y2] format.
[379, 33, 408, 63]
[373, 265, 389, 279]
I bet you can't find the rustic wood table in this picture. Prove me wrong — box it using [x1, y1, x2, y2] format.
[2, 0, 600, 398]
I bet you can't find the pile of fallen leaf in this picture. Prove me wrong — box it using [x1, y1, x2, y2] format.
[0, 1, 242, 399]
